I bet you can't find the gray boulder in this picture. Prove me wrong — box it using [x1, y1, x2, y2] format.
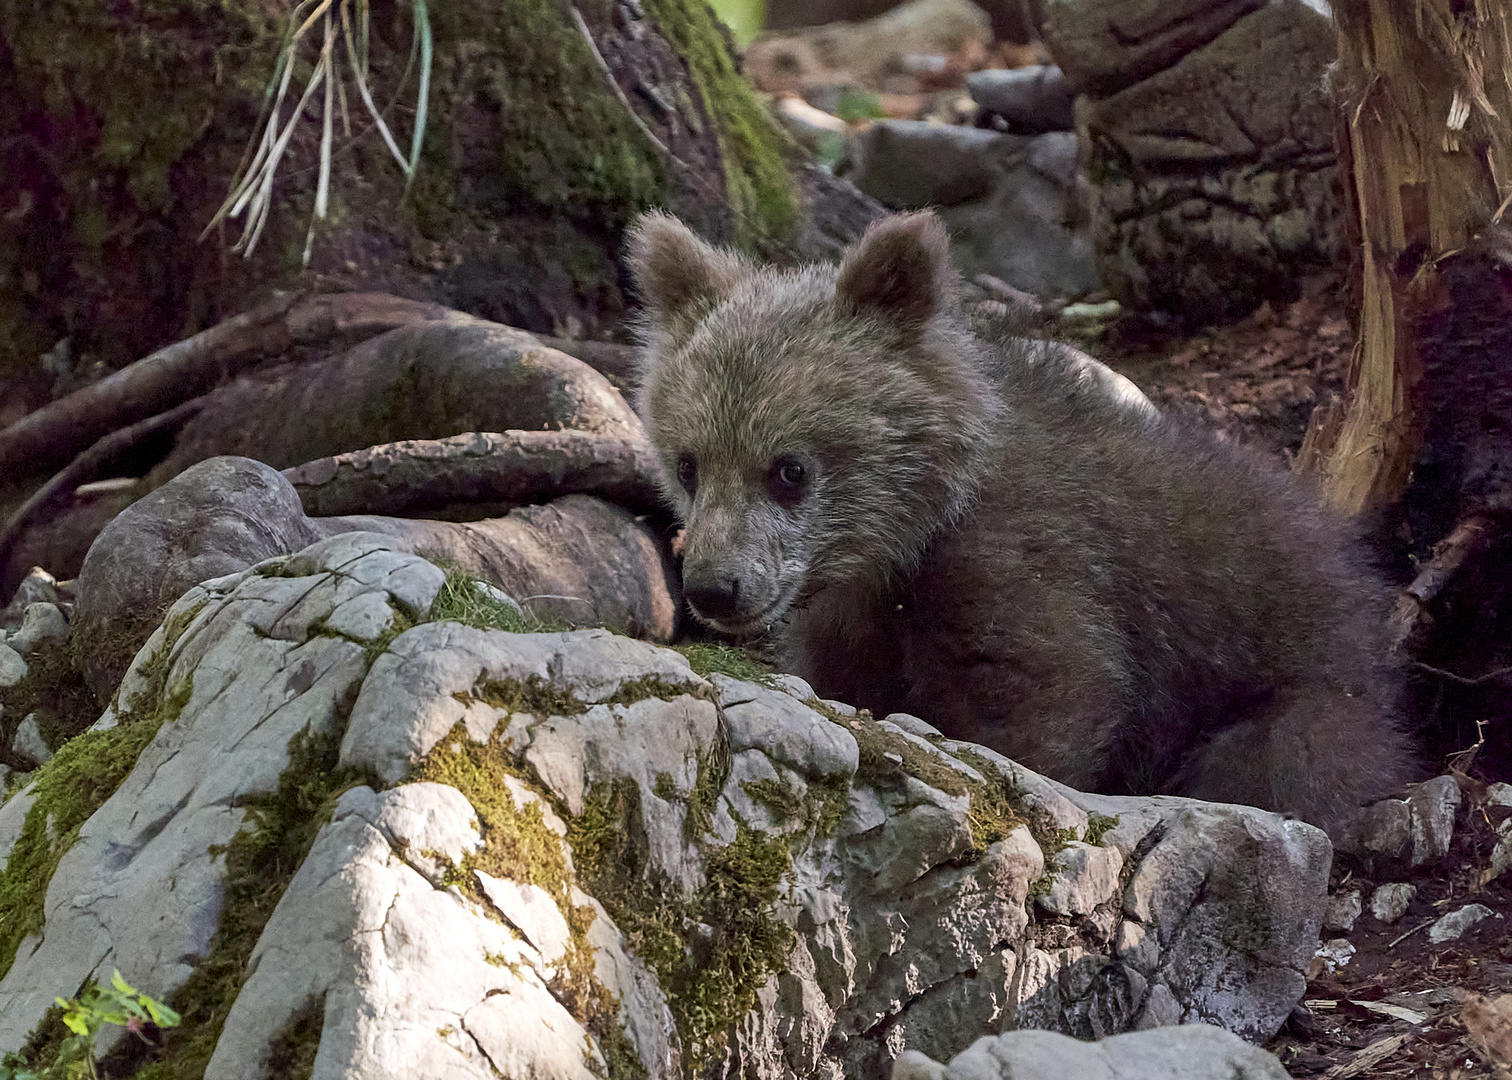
[0, 534, 1329, 1078]
[847, 121, 1100, 297]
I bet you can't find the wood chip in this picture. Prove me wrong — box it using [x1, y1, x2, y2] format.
[1354, 1000, 1430, 1024]
[1327, 1033, 1411, 1078]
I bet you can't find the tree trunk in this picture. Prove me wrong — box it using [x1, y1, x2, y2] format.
[1307, 0, 1512, 516]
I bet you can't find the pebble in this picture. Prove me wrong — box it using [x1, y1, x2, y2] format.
[1369, 882, 1415, 924]
[1322, 887, 1362, 933]
[1427, 903, 1499, 944]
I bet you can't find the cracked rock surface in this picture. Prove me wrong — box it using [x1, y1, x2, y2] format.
[0, 536, 1329, 1078]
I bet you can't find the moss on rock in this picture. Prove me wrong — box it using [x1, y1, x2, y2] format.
[0, 616, 198, 980]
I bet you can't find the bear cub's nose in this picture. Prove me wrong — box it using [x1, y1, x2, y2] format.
[684, 577, 741, 620]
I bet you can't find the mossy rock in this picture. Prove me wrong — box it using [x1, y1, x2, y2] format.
[0, 0, 800, 414]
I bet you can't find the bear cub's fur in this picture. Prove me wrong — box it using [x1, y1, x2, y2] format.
[628, 210, 1412, 836]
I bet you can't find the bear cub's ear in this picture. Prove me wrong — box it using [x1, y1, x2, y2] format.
[835, 211, 954, 333]
[626, 211, 747, 330]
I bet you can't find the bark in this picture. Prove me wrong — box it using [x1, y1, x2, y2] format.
[1306, 0, 1512, 516]
[284, 430, 664, 520]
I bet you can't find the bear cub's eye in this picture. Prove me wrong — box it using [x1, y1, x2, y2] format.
[676, 455, 698, 493]
[767, 455, 809, 507]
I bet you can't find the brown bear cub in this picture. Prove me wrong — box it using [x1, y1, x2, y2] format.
[628, 209, 1412, 837]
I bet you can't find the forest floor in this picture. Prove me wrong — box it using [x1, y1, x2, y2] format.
[1099, 278, 1512, 1079]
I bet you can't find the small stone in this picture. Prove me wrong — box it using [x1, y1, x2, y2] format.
[0, 644, 24, 689]
[471, 580, 523, 615]
[1427, 903, 1499, 943]
[475, 873, 572, 965]
[1369, 883, 1416, 924]
[1347, 796, 1413, 860]
[1038, 841, 1124, 917]
[966, 65, 1076, 133]
[1322, 887, 1363, 933]
[0, 568, 61, 631]
[768, 673, 815, 700]
[322, 591, 397, 641]
[8, 603, 68, 655]
[1408, 775, 1461, 866]
[882, 712, 943, 739]
[1314, 938, 1355, 973]
[11, 714, 52, 767]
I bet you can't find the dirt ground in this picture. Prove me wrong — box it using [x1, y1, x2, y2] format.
[1098, 283, 1512, 1079]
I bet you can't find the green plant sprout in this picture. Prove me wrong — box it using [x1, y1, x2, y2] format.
[202, 0, 433, 264]
[0, 971, 181, 1080]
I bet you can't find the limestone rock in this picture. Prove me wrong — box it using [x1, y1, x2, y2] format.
[1340, 775, 1461, 866]
[896, 1023, 1292, 1079]
[0, 646, 23, 690]
[9, 715, 50, 768]
[1428, 904, 1499, 944]
[0, 535, 1332, 1077]
[1322, 887, 1362, 934]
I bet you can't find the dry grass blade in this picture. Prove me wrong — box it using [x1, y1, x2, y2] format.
[1326, 1032, 1410, 1078]
[204, 0, 430, 261]
[342, 1, 411, 177]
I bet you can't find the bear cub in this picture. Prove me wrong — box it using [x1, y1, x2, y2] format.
[628, 209, 1412, 837]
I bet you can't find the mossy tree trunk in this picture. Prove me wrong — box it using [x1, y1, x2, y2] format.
[0, 0, 798, 426]
[1304, 0, 1512, 516]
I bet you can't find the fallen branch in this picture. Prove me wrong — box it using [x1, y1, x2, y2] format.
[0, 291, 465, 480]
[284, 429, 665, 519]
[1389, 512, 1495, 650]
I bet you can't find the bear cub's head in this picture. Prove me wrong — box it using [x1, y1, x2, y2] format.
[627, 210, 1001, 634]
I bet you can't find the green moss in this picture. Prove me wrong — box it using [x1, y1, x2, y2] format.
[121, 723, 364, 1080]
[0, 639, 99, 752]
[643, 0, 800, 253]
[807, 775, 851, 839]
[413, 725, 573, 900]
[428, 570, 566, 634]
[470, 675, 589, 719]
[604, 675, 709, 708]
[673, 643, 778, 688]
[825, 711, 1025, 854]
[684, 737, 729, 842]
[1083, 813, 1119, 847]
[0, 634, 193, 980]
[407, 0, 668, 245]
[741, 777, 805, 821]
[412, 728, 644, 1080]
[569, 777, 794, 1070]
[652, 772, 677, 802]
